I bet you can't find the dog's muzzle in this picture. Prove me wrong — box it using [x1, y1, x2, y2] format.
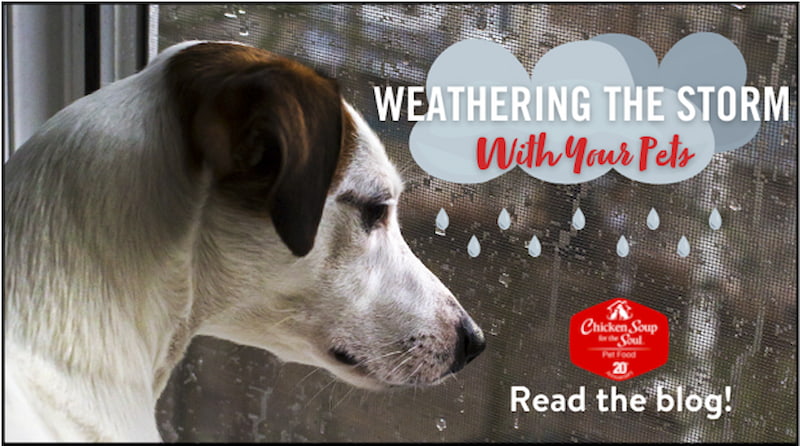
[448, 316, 486, 374]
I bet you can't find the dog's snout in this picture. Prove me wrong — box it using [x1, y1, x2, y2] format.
[460, 317, 486, 364]
[449, 317, 486, 374]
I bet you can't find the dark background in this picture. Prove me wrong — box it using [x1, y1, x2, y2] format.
[155, 3, 797, 442]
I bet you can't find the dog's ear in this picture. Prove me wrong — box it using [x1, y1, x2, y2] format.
[169, 45, 343, 257]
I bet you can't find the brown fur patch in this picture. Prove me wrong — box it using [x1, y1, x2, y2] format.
[165, 42, 339, 175]
[331, 106, 358, 190]
[165, 42, 345, 256]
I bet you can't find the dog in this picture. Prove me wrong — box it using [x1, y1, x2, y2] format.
[3, 41, 486, 441]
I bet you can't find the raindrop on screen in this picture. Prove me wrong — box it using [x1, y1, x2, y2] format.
[709, 208, 722, 230]
[527, 235, 542, 258]
[647, 208, 660, 230]
[497, 208, 511, 230]
[572, 208, 585, 230]
[435, 208, 449, 235]
[467, 236, 481, 258]
[617, 236, 630, 257]
[677, 236, 691, 257]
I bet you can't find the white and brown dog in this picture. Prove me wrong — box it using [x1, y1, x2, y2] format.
[4, 41, 485, 441]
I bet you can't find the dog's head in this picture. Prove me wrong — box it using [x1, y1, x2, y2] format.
[165, 42, 484, 389]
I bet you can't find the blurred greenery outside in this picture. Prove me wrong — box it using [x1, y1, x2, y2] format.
[156, 4, 796, 442]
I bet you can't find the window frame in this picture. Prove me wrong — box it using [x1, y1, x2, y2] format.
[2, 4, 151, 159]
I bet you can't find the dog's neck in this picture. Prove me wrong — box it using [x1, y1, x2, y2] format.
[6, 198, 201, 441]
[4, 70, 209, 441]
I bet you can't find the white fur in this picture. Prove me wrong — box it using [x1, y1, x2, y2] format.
[4, 41, 482, 441]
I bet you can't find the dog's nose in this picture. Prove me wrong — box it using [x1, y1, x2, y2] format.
[449, 316, 486, 374]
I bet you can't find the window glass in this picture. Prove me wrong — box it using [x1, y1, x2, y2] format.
[156, 4, 796, 442]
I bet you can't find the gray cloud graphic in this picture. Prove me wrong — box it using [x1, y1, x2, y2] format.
[409, 34, 758, 185]
[593, 32, 760, 153]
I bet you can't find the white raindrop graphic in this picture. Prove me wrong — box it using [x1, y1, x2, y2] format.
[497, 208, 511, 230]
[647, 208, 660, 230]
[572, 208, 585, 230]
[617, 236, 630, 257]
[527, 235, 542, 258]
[435, 208, 449, 235]
[436, 417, 447, 432]
[467, 236, 481, 258]
[709, 208, 722, 230]
[677, 236, 691, 257]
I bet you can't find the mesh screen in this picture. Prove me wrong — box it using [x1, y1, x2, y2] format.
[156, 4, 797, 442]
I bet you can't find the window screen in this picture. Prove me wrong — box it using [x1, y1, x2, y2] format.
[155, 4, 796, 442]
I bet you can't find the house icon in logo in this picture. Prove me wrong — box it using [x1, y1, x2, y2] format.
[607, 299, 633, 321]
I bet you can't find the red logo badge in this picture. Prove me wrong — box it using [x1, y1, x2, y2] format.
[569, 298, 669, 381]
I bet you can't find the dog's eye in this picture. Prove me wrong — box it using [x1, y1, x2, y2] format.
[336, 191, 393, 232]
[360, 203, 389, 230]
